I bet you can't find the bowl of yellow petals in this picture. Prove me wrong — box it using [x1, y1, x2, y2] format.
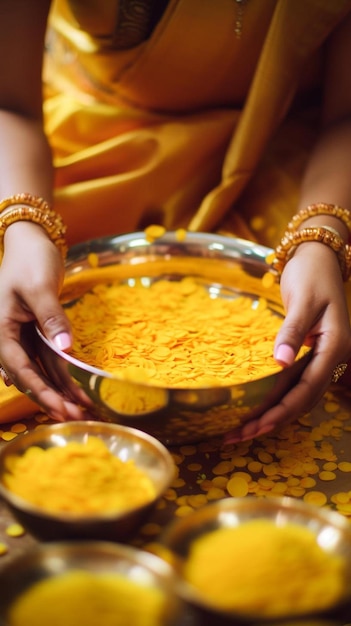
[36, 230, 311, 445]
[0, 421, 175, 542]
[160, 496, 351, 624]
[0, 541, 186, 626]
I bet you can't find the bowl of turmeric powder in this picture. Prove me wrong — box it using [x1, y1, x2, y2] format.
[0, 421, 175, 542]
[160, 496, 351, 624]
[0, 541, 186, 626]
[35, 230, 312, 445]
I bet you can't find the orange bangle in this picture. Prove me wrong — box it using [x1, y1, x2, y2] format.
[0, 193, 52, 215]
[288, 203, 351, 235]
[271, 226, 351, 281]
[0, 194, 67, 262]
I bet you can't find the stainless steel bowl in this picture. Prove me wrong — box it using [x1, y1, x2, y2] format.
[160, 496, 351, 624]
[0, 541, 186, 626]
[36, 231, 311, 445]
[0, 421, 175, 542]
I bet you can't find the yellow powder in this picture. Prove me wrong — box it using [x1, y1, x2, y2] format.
[7, 570, 167, 626]
[3, 437, 156, 515]
[65, 277, 292, 388]
[183, 519, 345, 618]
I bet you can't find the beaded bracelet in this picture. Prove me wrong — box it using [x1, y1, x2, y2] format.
[271, 225, 351, 281]
[288, 203, 351, 234]
[0, 193, 67, 262]
[0, 192, 52, 215]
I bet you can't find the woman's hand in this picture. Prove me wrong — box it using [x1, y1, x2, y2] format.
[224, 242, 351, 443]
[0, 222, 87, 421]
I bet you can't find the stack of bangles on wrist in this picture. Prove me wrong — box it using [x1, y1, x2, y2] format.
[270, 203, 351, 282]
[0, 192, 68, 263]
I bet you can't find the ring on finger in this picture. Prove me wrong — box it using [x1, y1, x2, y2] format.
[331, 363, 348, 383]
[0, 364, 12, 387]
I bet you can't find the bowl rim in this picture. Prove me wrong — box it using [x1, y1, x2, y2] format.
[0, 539, 177, 578]
[36, 230, 310, 392]
[0, 540, 184, 617]
[161, 494, 351, 541]
[0, 421, 175, 523]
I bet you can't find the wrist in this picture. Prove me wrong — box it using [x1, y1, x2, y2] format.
[0, 193, 67, 263]
[271, 203, 351, 281]
[298, 216, 349, 243]
[289, 203, 351, 239]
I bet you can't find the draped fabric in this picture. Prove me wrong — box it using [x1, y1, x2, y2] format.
[44, 0, 351, 248]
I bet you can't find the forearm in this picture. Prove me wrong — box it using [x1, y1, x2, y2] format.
[0, 110, 53, 202]
[296, 119, 351, 242]
[0, 109, 58, 266]
[296, 9, 351, 241]
[0, 0, 52, 200]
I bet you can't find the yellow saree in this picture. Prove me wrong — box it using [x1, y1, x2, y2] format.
[42, 0, 351, 247]
[2, 0, 351, 421]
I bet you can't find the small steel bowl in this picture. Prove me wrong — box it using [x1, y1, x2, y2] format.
[160, 496, 351, 625]
[36, 231, 311, 445]
[0, 541, 186, 626]
[0, 421, 175, 542]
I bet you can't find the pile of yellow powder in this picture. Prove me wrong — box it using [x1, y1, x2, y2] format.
[7, 570, 168, 626]
[3, 436, 156, 515]
[183, 519, 345, 618]
[65, 277, 285, 387]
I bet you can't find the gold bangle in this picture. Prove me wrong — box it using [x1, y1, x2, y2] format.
[271, 226, 351, 280]
[288, 203, 351, 234]
[0, 192, 51, 215]
[317, 224, 344, 239]
[0, 195, 67, 262]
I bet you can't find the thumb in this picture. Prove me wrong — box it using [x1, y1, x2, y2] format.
[273, 315, 311, 368]
[34, 296, 73, 352]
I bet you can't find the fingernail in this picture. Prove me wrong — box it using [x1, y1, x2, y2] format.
[256, 424, 273, 437]
[223, 434, 240, 445]
[274, 343, 295, 366]
[53, 332, 71, 351]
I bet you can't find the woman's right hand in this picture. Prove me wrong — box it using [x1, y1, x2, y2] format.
[0, 221, 88, 421]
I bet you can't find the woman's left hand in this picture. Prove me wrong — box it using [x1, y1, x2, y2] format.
[224, 241, 351, 443]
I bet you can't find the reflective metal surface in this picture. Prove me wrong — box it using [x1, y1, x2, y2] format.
[0, 541, 186, 626]
[0, 421, 175, 542]
[36, 231, 312, 445]
[160, 496, 351, 625]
